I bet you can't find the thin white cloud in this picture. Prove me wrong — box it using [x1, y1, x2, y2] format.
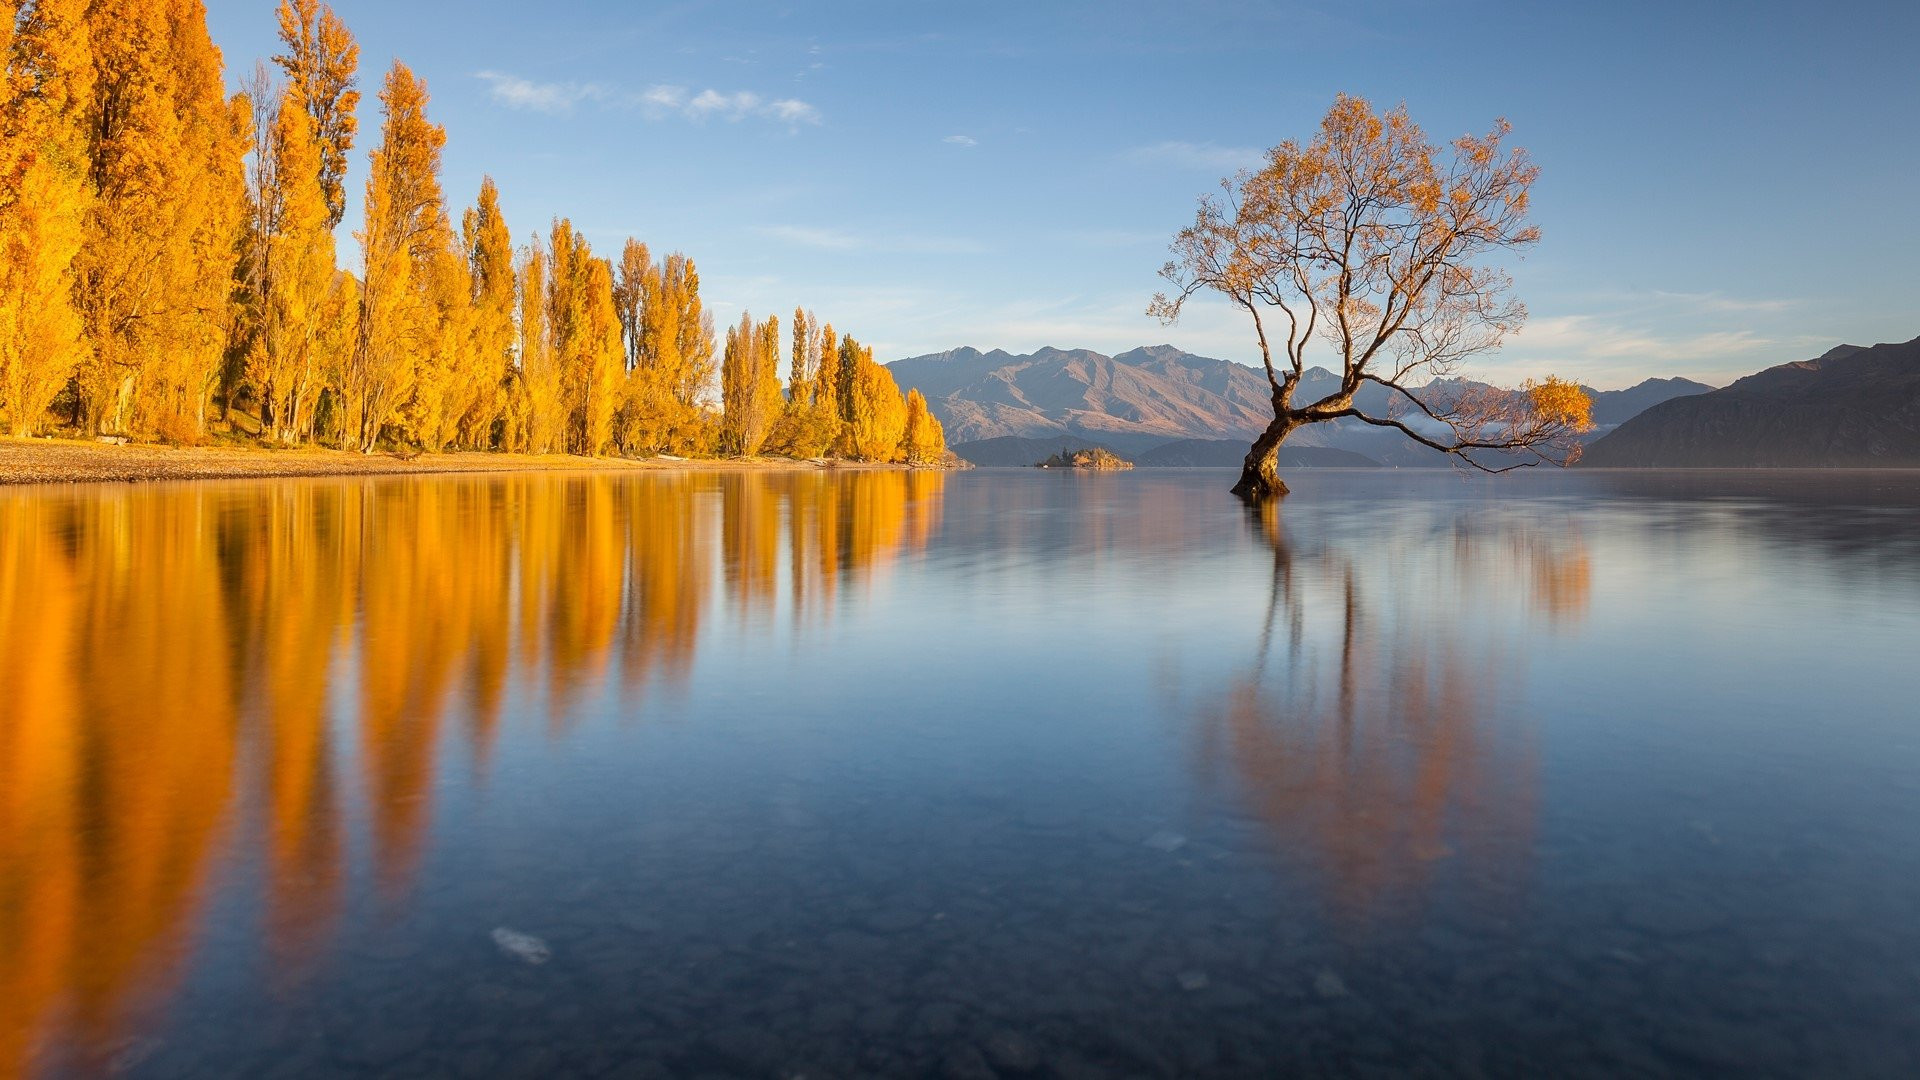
[943, 134, 978, 147]
[761, 224, 988, 256]
[764, 225, 862, 251]
[766, 99, 822, 124]
[474, 71, 608, 113]
[640, 85, 688, 111]
[1124, 140, 1263, 171]
[1515, 316, 1776, 363]
[688, 88, 757, 118]
[1646, 290, 1796, 315]
[476, 72, 820, 126]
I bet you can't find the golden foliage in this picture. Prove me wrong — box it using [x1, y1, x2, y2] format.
[349, 61, 445, 451]
[73, 0, 247, 441]
[840, 338, 910, 461]
[0, 0, 91, 436]
[548, 221, 624, 455]
[1524, 375, 1595, 434]
[271, 0, 357, 228]
[902, 388, 946, 464]
[247, 91, 336, 443]
[721, 311, 784, 455]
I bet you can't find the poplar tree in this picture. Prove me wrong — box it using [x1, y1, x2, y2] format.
[0, 0, 91, 436]
[547, 220, 621, 454]
[843, 343, 909, 460]
[613, 238, 648, 373]
[461, 176, 514, 449]
[787, 307, 813, 403]
[350, 61, 446, 451]
[76, 0, 245, 439]
[814, 322, 840, 419]
[249, 90, 334, 442]
[509, 236, 560, 453]
[271, 0, 357, 228]
[902, 389, 946, 464]
[722, 311, 782, 456]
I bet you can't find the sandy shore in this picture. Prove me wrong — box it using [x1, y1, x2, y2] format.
[0, 437, 881, 486]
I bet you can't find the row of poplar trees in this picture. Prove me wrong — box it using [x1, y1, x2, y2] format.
[0, 0, 946, 462]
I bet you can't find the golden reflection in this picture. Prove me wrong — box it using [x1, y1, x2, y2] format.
[1196, 501, 1590, 930]
[0, 468, 943, 1079]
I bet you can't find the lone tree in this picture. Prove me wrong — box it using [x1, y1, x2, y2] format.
[1151, 95, 1592, 499]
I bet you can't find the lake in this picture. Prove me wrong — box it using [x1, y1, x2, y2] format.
[2, 467, 1918, 1078]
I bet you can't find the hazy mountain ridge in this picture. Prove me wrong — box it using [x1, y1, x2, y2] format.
[892, 345, 1715, 466]
[1583, 337, 1920, 467]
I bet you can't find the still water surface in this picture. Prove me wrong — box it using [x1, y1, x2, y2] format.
[2, 467, 1918, 1078]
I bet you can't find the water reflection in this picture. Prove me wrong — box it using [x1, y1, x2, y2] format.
[0, 469, 943, 1079]
[1194, 501, 1590, 929]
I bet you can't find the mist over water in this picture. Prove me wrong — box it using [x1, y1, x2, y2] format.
[2, 468, 1917, 1077]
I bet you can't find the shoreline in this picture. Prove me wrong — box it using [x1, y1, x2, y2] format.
[0, 437, 938, 487]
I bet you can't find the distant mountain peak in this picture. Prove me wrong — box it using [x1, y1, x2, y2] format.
[887, 344, 1274, 445]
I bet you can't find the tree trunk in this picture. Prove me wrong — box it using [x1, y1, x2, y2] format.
[1232, 417, 1294, 500]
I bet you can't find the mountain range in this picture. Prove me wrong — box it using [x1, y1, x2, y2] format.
[1582, 336, 1920, 467]
[887, 345, 1716, 467]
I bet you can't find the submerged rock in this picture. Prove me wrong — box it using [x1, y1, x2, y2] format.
[490, 927, 552, 965]
[1176, 970, 1210, 991]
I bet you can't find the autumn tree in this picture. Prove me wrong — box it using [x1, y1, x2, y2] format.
[271, 0, 357, 228]
[247, 88, 335, 442]
[75, 0, 246, 440]
[612, 238, 648, 373]
[901, 388, 946, 464]
[814, 321, 840, 419]
[348, 61, 445, 451]
[766, 307, 838, 458]
[506, 236, 560, 452]
[1151, 94, 1592, 499]
[838, 336, 909, 460]
[547, 219, 622, 455]
[659, 252, 716, 433]
[0, 0, 91, 436]
[721, 311, 783, 455]
[460, 176, 514, 449]
[618, 248, 715, 454]
[787, 307, 816, 403]
[612, 238, 671, 452]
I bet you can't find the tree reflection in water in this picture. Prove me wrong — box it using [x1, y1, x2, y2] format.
[0, 469, 943, 1079]
[1194, 499, 1590, 931]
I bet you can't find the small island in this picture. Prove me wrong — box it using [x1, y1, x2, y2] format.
[1036, 448, 1134, 470]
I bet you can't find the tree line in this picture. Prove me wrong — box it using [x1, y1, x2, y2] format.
[0, 0, 945, 462]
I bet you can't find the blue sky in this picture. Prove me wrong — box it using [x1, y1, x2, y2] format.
[203, 0, 1919, 389]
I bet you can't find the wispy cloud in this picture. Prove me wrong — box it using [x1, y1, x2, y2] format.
[942, 134, 978, 147]
[1124, 140, 1262, 171]
[763, 225, 862, 251]
[474, 71, 609, 113]
[761, 224, 988, 256]
[1646, 290, 1796, 315]
[1515, 316, 1778, 362]
[475, 72, 820, 126]
[642, 85, 820, 125]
